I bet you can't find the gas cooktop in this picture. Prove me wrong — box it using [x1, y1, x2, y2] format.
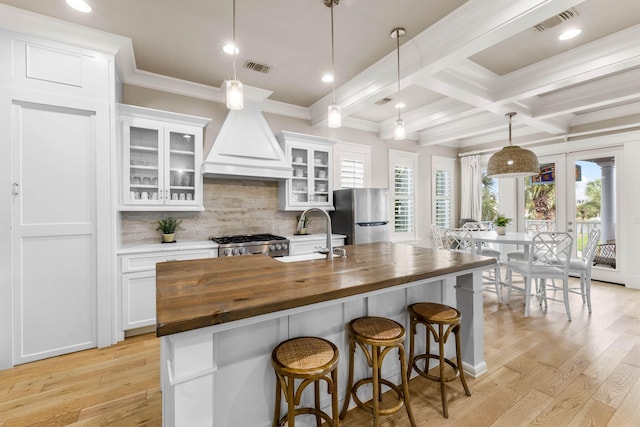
[210, 234, 287, 245]
[209, 234, 289, 257]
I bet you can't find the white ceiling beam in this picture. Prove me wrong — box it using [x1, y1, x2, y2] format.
[417, 112, 507, 146]
[378, 98, 477, 140]
[533, 68, 640, 119]
[571, 101, 640, 127]
[309, 0, 587, 130]
[497, 24, 640, 102]
[418, 67, 570, 135]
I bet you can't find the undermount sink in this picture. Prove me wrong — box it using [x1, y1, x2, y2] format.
[275, 253, 335, 263]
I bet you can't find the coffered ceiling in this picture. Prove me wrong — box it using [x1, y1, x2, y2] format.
[2, 0, 640, 150]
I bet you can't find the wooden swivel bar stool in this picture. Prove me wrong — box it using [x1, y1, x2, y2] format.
[340, 316, 416, 427]
[271, 336, 339, 427]
[407, 302, 471, 418]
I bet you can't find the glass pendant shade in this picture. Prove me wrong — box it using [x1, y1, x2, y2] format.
[328, 104, 341, 128]
[226, 79, 243, 110]
[394, 117, 406, 140]
[486, 145, 538, 178]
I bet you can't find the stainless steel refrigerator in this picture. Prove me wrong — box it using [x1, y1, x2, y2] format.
[331, 188, 390, 245]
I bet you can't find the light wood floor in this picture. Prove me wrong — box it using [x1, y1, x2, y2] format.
[2, 278, 640, 426]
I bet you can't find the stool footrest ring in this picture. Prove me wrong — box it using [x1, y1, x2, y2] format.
[351, 377, 406, 416]
[411, 354, 461, 383]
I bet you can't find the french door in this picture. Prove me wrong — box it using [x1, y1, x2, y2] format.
[566, 149, 622, 284]
[518, 149, 623, 284]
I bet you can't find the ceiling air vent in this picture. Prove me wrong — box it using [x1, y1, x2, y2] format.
[244, 60, 271, 74]
[533, 8, 579, 32]
[375, 97, 392, 105]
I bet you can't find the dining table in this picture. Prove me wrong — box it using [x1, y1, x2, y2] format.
[469, 230, 536, 259]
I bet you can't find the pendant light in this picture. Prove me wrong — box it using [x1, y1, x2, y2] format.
[326, 0, 341, 128]
[226, 0, 243, 110]
[391, 27, 406, 140]
[486, 112, 539, 178]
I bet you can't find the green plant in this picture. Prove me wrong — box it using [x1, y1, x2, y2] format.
[493, 214, 512, 227]
[156, 217, 182, 234]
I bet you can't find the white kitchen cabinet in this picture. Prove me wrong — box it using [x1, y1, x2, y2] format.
[118, 242, 217, 333]
[277, 131, 337, 211]
[118, 104, 210, 211]
[288, 234, 345, 256]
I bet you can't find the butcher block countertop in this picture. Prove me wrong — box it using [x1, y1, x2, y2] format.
[155, 242, 495, 336]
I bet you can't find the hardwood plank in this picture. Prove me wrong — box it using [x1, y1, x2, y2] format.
[531, 374, 600, 426]
[491, 389, 554, 427]
[566, 398, 615, 427]
[591, 362, 640, 408]
[607, 379, 640, 427]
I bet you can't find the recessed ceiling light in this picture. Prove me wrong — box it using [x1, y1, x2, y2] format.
[395, 101, 406, 109]
[558, 28, 582, 40]
[322, 73, 334, 83]
[223, 43, 239, 55]
[66, 0, 92, 13]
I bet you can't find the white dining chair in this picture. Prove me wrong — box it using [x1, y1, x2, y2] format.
[567, 228, 600, 313]
[445, 228, 502, 303]
[431, 224, 445, 250]
[506, 221, 554, 261]
[504, 232, 574, 319]
[443, 228, 475, 254]
[462, 222, 502, 258]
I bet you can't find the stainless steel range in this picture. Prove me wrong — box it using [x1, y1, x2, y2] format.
[210, 234, 290, 257]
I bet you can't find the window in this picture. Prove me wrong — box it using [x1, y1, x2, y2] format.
[389, 150, 417, 241]
[340, 159, 365, 188]
[333, 142, 371, 189]
[432, 156, 455, 229]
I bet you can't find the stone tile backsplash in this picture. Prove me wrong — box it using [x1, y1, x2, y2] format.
[120, 178, 324, 246]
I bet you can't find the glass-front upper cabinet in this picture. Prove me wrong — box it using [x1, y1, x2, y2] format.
[118, 104, 210, 211]
[277, 131, 336, 211]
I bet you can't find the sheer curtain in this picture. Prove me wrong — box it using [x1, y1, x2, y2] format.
[460, 154, 482, 222]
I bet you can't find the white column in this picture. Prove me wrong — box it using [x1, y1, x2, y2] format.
[598, 161, 615, 242]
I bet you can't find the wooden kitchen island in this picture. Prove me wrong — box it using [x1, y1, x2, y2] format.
[156, 242, 495, 426]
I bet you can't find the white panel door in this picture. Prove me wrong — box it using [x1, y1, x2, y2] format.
[12, 101, 97, 364]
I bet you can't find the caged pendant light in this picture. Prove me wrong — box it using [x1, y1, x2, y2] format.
[325, 0, 341, 128]
[226, 0, 243, 110]
[486, 112, 539, 178]
[391, 27, 406, 140]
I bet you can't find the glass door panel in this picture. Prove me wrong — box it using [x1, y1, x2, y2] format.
[167, 131, 195, 203]
[128, 126, 160, 203]
[312, 148, 329, 204]
[567, 150, 622, 284]
[290, 147, 309, 204]
[523, 161, 559, 232]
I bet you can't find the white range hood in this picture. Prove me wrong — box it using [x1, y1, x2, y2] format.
[202, 86, 292, 180]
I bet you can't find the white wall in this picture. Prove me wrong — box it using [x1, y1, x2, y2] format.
[623, 140, 640, 289]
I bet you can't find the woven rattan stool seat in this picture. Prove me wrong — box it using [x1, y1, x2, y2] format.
[340, 317, 416, 427]
[407, 302, 471, 419]
[274, 337, 336, 372]
[410, 302, 460, 323]
[272, 336, 339, 427]
[351, 316, 404, 341]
